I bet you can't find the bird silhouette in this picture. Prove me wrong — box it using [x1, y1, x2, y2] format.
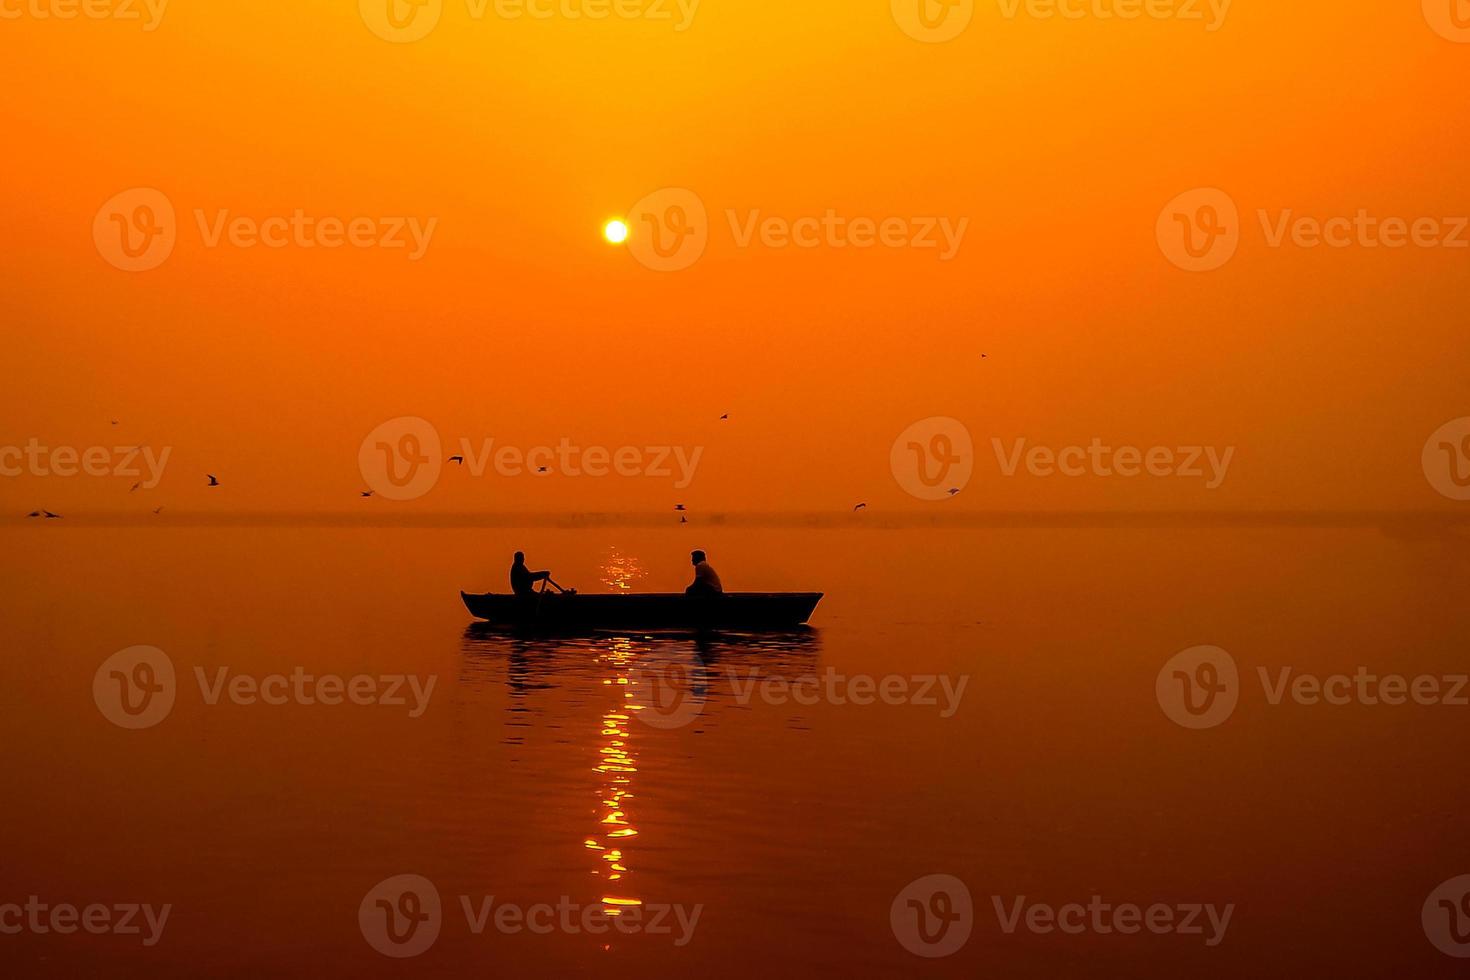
[206, 475, 220, 487]
[26, 511, 42, 518]
[43, 511, 62, 519]
[361, 490, 375, 498]
[679, 515, 688, 524]
[537, 466, 549, 473]
[110, 419, 119, 426]
[448, 455, 465, 465]
[129, 482, 141, 493]
[152, 506, 164, 515]
[853, 503, 867, 512]
[720, 414, 730, 421]
[948, 488, 961, 496]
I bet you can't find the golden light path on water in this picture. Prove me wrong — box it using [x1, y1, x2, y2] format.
[586, 549, 647, 916]
[598, 547, 647, 592]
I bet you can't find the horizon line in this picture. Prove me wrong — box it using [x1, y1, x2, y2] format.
[6, 509, 1469, 530]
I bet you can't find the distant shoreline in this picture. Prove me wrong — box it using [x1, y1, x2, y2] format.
[6, 511, 1468, 530]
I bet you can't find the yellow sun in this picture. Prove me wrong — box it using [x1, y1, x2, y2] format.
[603, 219, 629, 245]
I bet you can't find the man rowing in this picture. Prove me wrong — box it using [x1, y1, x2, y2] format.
[510, 552, 553, 598]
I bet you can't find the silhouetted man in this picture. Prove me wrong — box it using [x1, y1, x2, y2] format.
[686, 550, 724, 596]
[510, 551, 552, 598]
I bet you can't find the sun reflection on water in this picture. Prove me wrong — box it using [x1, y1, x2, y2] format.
[598, 548, 648, 593]
[590, 636, 643, 913]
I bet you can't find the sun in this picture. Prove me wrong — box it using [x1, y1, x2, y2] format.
[603, 219, 629, 245]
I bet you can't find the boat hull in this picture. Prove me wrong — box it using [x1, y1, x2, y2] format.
[460, 591, 823, 630]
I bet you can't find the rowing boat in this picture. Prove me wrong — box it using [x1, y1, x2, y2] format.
[460, 591, 823, 630]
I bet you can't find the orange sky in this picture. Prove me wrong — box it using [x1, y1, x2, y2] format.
[3, 0, 1468, 514]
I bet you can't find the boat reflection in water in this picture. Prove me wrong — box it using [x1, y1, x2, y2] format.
[459, 625, 821, 919]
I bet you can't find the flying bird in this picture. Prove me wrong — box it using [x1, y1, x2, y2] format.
[679, 515, 688, 524]
[129, 482, 141, 493]
[110, 419, 119, 426]
[206, 475, 220, 487]
[948, 488, 961, 496]
[720, 414, 729, 421]
[361, 490, 375, 498]
[853, 503, 867, 512]
[448, 455, 465, 465]
[43, 511, 62, 519]
[537, 466, 549, 473]
[674, 504, 687, 512]
[152, 507, 164, 515]
[26, 511, 42, 518]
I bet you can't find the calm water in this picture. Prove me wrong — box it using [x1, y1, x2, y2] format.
[3, 525, 1468, 977]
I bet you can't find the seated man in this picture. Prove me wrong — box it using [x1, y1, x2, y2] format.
[510, 551, 552, 598]
[685, 550, 724, 596]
